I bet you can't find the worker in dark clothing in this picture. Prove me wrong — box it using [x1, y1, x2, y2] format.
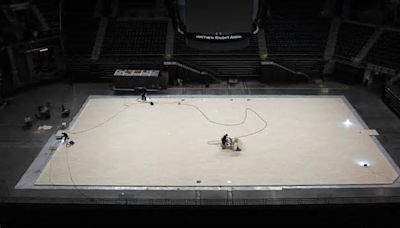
[61, 132, 69, 141]
[56, 132, 69, 141]
[221, 134, 242, 151]
[140, 88, 147, 101]
[56, 132, 75, 147]
[221, 134, 229, 148]
[141, 92, 147, 101]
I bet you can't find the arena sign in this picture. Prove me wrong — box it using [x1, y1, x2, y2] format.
[187, 33, 249, 42]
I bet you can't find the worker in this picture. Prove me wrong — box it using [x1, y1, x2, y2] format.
[141, 92, 147, 101]
[56, 132, 75, 147]
[221, 134, 228, 146]
[221, 134, 242, 151]
[58, 132, 69, 141]
[140, 89, 147, 101]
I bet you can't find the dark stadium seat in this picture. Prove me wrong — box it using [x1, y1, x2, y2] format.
[101, 20, 167, 56]
[263, 0, 329, 73]
[64, 18, 99, 56]
[334, 22, 375, 62]
[364, 30, 400, 70]
[264, 17, 330, 56]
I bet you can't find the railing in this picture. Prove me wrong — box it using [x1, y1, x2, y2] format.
[164, 59, 222, 83]
[384, 87, 400, 117]
[261, 61, 312, 81]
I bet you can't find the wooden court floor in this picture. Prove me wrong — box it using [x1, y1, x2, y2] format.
[35, 96, 399, 186]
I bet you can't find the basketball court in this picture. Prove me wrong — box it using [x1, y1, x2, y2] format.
[17, 95, 399, 188]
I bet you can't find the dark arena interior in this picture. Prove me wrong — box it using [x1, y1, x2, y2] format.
[1, 0, 400, 226]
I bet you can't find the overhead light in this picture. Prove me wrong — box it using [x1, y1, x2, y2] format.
[39, 48, 49, 52]
[343, 119, 353, 127]
[358, 161, 370, 167]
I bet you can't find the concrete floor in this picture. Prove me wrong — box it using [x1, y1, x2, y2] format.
[1, 80, 400, 205]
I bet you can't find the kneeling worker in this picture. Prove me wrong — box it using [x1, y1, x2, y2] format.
[221, 134, 242, 151]
[221, 134, 231, 149]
